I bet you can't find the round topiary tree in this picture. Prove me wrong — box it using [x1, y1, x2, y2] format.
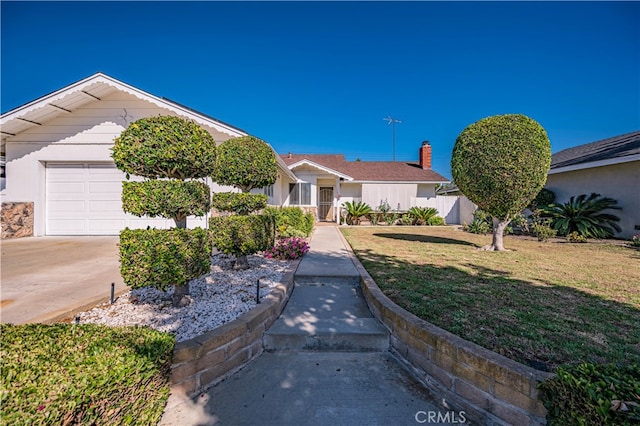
[451, 114, 551, 251]
[112, 115, 216, 305]
[210, 136, 278, 269]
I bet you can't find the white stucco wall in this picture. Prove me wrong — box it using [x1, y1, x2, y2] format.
[545, 160, 639, 238]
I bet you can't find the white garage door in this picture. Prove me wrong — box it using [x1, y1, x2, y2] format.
[46, 163, 179, 235]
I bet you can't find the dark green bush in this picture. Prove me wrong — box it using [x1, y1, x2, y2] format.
[112, 115, 216, 179]
[122, 180, 211, 219]
[464, 209, 492, 234]
[408, 207, 438, 225]
[119, 228, 211, 291]
[427, 216, 446, 226]
[212, 192, 267, 215]
[210, 215, 275, 257]
[343, 201, 372, 225]
[0, 323, 175, 425]
[531, 218, 557, 241]
[530, 188, 556, 210]
[213, 136, 278, 192]
[263, 206, 314, 237]
[541, 193, 622, 238]
[538, 362, 640, 425]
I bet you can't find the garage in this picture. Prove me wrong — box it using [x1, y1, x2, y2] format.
[1, 73, 247, 237]
[46, 163, 171, 235]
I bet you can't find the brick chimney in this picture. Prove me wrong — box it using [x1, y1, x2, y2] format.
[419, 141, 432, 169]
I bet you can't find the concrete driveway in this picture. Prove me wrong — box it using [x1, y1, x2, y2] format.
[1, 236, 127, 324]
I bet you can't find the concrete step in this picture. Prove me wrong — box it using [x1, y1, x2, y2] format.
[264, 317, 389, 352]
[264, 282, 389, 352]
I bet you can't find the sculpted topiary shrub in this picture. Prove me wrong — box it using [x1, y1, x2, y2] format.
[119, 228, 211, 291]
[212, 192, 267, 216]
[122, 180, 211, 222]
[452, 114, 551, 251]
[210, 136, 278, 269]
[112, 116, 215, 305]
[209, 215, 275, 260]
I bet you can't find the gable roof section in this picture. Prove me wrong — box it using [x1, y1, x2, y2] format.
[0, 72, 248, 138]
[550, 130, 640, 174]
[281, 153, 448, 183]
[0, 72, 298, 182]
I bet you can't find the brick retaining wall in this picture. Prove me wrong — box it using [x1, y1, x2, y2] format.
[341, 232, 553, 425]
[169, 259, 298, 397]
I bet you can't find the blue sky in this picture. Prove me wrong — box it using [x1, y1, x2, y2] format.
[2, 1, 639, 179]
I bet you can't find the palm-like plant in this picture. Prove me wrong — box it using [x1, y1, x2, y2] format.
[540, 193, 621, 238]
[407, 207, 438, 225]
[343, 201, 372, 225]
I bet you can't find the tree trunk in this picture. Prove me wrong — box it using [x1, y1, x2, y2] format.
[482, 217, 511, 251]
[174, 214, 187, 229]
[172, 283, 191, 307]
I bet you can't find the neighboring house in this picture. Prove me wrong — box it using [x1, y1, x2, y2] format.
[0, 72, 296, 238]
[279, 144, 449, 222]
[545, 130, 640, 239]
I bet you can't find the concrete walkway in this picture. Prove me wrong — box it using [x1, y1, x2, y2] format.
[161, 225, 447, 426]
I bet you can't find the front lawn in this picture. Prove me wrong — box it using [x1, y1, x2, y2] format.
[0, 324, 174, 425]
[341, 227, 640, 371]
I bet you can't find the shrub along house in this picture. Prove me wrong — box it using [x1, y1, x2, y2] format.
[279, 143, 449, 222]
[545, 130, 640, 239]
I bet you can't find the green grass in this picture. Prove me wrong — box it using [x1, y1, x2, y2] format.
[341, 227, 640, 371]
[1, 323, 175, 425]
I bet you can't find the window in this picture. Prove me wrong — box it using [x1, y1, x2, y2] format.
[263, 184, 274, 198]
[289, 183, 311, 205]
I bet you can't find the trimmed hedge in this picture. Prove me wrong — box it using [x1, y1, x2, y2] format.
[213, 136, 278, 193]
[112, 115, 216, 179]
[211, 192, 267, 215]
[119, 228, 211, 291]
[263, 206, 314, 238]
[122, 180, 211, 219]
[0, 323, 175, 425]
[210, 215, 275, 257]
[538, 362, 640, 425]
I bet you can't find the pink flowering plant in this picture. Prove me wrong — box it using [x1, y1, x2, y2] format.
[265, 237, 310, 260]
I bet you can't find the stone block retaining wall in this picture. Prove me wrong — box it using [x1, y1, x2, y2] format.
[2, 202, 34, 239]
[169, 260, 298, 397]
[341, 233, 553, 426]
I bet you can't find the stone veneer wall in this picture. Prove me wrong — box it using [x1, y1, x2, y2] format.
[2, 202, 34, 239]
[340, 232, 553, 426]
[169, 260, 298, 397]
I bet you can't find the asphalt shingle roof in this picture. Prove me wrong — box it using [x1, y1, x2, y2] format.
[281, 154, 448, 182]
[551, 130, 640, 169]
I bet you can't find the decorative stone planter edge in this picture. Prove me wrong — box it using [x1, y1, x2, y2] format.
[168, 257, 300, 400]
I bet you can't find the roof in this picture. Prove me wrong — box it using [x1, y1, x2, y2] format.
[0, 72, 298, 182]
[550, 130, 640, 172]
[0, 72, 248, 138]
[281, 153, 449, 183]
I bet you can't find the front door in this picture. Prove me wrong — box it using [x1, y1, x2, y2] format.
[318, 187, 334, 221]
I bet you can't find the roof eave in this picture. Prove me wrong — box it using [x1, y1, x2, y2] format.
[1, 72, 247, 138]
[549, 154, 640, 174]
[288, 159, 353, 181]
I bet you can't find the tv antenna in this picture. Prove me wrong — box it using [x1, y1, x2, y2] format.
[383, 116, 402, 161]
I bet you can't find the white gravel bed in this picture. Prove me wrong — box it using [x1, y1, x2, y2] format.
[78, 254, 292, 342]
